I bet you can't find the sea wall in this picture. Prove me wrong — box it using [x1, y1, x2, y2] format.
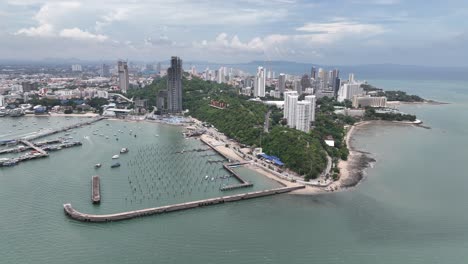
[64, 186, 305, 222]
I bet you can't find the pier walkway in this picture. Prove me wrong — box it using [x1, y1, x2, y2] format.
[19, 140, 48, 155]
[64, 185, 305, 222]
[10, 117, 105, 144]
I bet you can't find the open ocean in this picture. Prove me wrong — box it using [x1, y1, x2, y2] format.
[1, 78, 468, 263]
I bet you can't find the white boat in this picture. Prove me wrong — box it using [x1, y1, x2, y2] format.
[120, 148, 129, 153]
[204, 175, 209, 180]
[95, 163, 102, 168]
[112, 155, 119, 159]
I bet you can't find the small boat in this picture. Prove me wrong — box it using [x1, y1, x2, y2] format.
[111, 162, 120, 168]
[204, 175, 209, 180]
[95, 163, 102, 168]
[112, 154, 119, 159]
[120, 148, 129, 154]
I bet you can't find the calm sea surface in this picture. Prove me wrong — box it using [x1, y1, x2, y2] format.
[1, 79, 468, 263]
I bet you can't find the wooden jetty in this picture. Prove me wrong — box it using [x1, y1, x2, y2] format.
[64, 185, 305, 222]
[92, 176, 100, 204]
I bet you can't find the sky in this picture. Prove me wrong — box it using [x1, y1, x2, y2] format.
[1, 0, 468, 66]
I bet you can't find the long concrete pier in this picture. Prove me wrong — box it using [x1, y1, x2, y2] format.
[5, 117, 106, 144]
[25, 117, 105, 141]
[64, 185, 305, 222]
[92, 176, 100, 204]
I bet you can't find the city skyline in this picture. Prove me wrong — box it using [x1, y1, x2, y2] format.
[1, 0, 468, 66]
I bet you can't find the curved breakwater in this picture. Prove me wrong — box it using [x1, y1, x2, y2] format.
[64, 185, 305, 222]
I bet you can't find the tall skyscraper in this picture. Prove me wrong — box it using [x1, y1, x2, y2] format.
[278, 73, 286, 94]
[294, 79, 302, 95]
[318, 68, 325, 80]
[100, 64, 110, 77]
[304, 95, 316, 122]
[167, 56, 183, 113]
[254, 66, 266, 97]
[156, 62, 162, 74]
[334, 77, 341, 97]
[311, 66, 317, 79]
[117, 61, 129, 94]
[217, 67, 225, 84]
[349, 73, 355, 83]
[295, 101, 312, 132]
[301, 74, 311, 90]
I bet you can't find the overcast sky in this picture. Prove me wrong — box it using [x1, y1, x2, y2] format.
[1, 0, 468, 66]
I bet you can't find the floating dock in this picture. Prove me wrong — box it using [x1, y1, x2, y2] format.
[92, 176, 100, 204]
[64, 185, 305, 222]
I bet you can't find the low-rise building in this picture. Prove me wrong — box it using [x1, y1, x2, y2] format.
[352, 95, 387, 108]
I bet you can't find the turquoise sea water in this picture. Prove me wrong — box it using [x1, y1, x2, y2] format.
[1, 79, 468, 263]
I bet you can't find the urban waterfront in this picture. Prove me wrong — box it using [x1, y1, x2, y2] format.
[0, 80, 467, 263]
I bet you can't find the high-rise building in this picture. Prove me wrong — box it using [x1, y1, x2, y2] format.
[100, 64, 110, 77]
[167, 56, 183, 113]
[311, 66, 317, 79]
[204, 67, 210, 81]
[156, 62, 162, 74]
[301, 74, 311, 90]
[286, 95, 299, 128]
[304, 95, 316, 122]
[278, 73, 286, 94]
[296, 101, 312, 132]
[217, 67, 225, 84]
[338, 82, 363, 102]
[117, 61, 129, 94]
[349, 73, 355, 83]
[254, 67, 265, 97]
[318, 68, 325, 80]
[283, 91, 298, 119]
[71, 64, 82, 72]
[294, 79, 302, 95]
[334, 77, 341, 97]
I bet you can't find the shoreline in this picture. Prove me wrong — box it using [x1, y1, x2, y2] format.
[387, 100, 448, 106]
[331, 120, 424, 191]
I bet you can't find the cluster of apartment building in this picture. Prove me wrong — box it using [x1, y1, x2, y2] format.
[283, 91, 316, 133]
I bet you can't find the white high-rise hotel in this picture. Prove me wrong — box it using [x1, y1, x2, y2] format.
[254, 66, 266, 97]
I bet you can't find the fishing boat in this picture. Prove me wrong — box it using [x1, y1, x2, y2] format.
[120, 148, 129, 154]
[111, 162, 121, 168]
[95, 163, 102, 168]
[112, 154, 119, 159]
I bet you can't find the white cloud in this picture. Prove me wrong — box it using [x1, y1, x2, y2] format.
[14, 1, 81, 37]
[15, 23, 54, 37]
[59, 28, 108, 41]
[296, 21, 385, 43]
[95, 8, 130, 31]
